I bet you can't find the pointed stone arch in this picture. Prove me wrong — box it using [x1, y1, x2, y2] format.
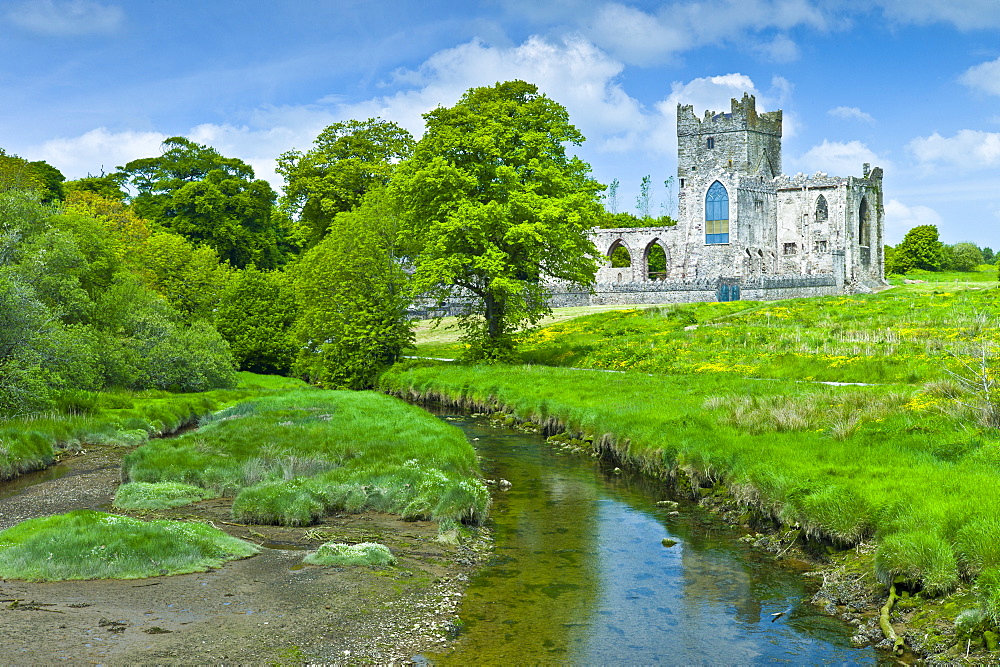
[859, 197, 871, 246]
[644, 238, 669, 281]
[607, 238, 633, 269]
[815, 194, 828, 221]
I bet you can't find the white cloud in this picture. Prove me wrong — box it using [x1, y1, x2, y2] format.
[752, 33, 800, 63]
[579, 0, 826, 64]
[7, 0, 123, 36]
[828, 106, 875, 123]
[961, 57, 1000, 96]
[796, 139, 888, 176]
[344, 35, 647, 153]
[884, 198, 944, 243]
[908, 130, 1000, 170]
[873, 0, 1000, 29]
[31, 128, 165, 178]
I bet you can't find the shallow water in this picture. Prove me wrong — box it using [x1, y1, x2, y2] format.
[0, 463, 70, 500]
[429, 414, 876, 664]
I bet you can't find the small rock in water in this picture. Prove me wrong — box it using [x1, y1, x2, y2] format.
[613, 467, 622, 474]
[655, 500, 679, 509]
[498, 479, 512, 490]
[661, 538, 678, 548]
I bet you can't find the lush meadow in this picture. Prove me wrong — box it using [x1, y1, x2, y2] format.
[393, 275, 1000, 618]
[513, 279, 999, 385]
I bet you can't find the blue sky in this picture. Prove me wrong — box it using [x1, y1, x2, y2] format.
[2, 0, 999, 246]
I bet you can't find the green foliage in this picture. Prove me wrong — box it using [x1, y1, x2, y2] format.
[610, 244, 631, 268]
[302, 541, 395, 567]
[0, 510, 257, 581]
[946, 243, 985, 272]
[122, 390, 489, 529]
[395, 80, 603, 361]
[26, 160, 65, 202]
[138, 231, 233, 321]
[277, 118, 414, 249]
[63, 174, 128, 202]
[292, 189, 412, 389]
[215, 266, 298, 374]
[895, 224, 944, 271]
[598, 211, 676, 229]
[119, 137, 283, 269]
[90, 276, 237, 392]
[0, 149, 46, 195]
[114, 481, 218, 509]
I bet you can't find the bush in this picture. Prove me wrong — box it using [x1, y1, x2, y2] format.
[302, 541, 395, 567]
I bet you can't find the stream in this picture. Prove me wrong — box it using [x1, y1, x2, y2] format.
[425, 411, 877, 664]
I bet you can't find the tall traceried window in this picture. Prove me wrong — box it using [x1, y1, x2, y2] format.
[705, 181, 729, 244]
[815, 194, 828, 221]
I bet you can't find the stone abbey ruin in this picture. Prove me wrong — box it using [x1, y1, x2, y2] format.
[555, 93, 886, 306]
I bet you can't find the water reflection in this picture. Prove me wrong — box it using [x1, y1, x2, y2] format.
[430, 413, 875, 664]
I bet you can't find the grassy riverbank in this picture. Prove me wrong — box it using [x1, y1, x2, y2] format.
[0, 372, 306, 482]
[122, 389, 489, 530]
[381, 361, 1000, 609]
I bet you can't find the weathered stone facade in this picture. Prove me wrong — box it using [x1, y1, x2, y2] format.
[583, 93, 885, 305]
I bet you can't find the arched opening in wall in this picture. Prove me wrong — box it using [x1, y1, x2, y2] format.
[609, 240, 632, 268]
[705, 181, 729, 244]
[816, 194, 828, 221]
[859, 197, 870, 246]
[645, 240, 667, 280]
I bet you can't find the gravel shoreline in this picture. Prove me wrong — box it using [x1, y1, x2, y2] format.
[0, 447, 490, 664]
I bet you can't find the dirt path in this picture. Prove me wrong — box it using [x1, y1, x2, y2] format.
[0, 447, 488, 664]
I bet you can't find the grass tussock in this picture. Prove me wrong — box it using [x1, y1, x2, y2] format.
[302, 541, 396, 567]
[0, 510, 258, 581]
[123, 390, 489, 530]
[113, 482, 218, 510]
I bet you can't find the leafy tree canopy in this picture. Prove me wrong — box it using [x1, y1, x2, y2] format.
[215, 266, 298, 375]
[119, 137, 282, 269]
[292, 187, 412, 389]
[64, 174, 128, 202]
[277, 118, 414, 249]
[394, 80, 603, 360]
[895, 224, 944, 272]
[946, 242, 984, 272]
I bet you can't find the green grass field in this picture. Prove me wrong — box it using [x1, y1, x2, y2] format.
[388, 270, 1000, 614]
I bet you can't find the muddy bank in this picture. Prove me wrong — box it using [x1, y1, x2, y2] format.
[0, 445, 489, 664]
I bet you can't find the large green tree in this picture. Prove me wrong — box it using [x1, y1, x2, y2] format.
[394, 80, 603, 360]
[895, 224, 944, 272]
[215, 266, 298, 375]
[292, 188, 412, 389]
[119, 137, 283, 268]
[277, 118, 414, 249]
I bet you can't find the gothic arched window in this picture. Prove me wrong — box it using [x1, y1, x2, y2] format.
[859, 197, 870, 246]
[815, 194, 828, 221]
[705, 181, 729, 244]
